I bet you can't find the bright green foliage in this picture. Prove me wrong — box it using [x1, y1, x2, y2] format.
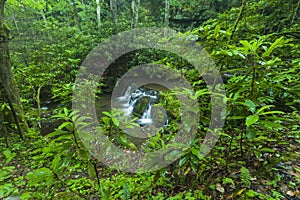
[2, 149, 17, 163]
[0, 0, 299, 199]
[240, 166, 252, 188]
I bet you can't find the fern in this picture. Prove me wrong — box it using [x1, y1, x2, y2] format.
[240, 166, 251, 187]
[122, 182, 131, 200]
[222, 177, 236, 188]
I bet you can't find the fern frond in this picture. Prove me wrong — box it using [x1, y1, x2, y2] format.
[122, 182, 131, 200]
[240, 166, 251, 187]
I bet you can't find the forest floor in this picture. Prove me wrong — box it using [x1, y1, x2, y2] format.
[1, 130, 299, 199]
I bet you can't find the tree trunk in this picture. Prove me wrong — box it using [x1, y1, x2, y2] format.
[110, 0, 117, 34]
[131, 0, 135, 28]
[131, 0, 140, 28]
[164, 0, 170, 28]
[0, 0, 28, 139]
[71, 0, 81, 31]
[135, 0, 140, 27]
[96, 0, 101, 27]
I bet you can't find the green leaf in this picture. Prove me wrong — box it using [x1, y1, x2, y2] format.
[102, 117, 111, 126]
[191, 148, 202, 160]
[259, 111, 284, 115]
[112, 117, 119, 126]
[260, 147, 275, 153]
[246, 126, 256, 140]
[46, 130, 65, 139]
[190, 156, 198, 171]
[51, 155, 61, 171]
[57, 121, 73, 131]
[3, 150, 16, 164]
[260, 120, 285, 129]
[194, 89, 210, 98]
[262, 36, 284, 57]
[78, 149, 90, 160]
[59, 156, 71, 170]
[102, 111, 112, 117]
[244, 99, 256, 113]
[227, 116, 246, 120]
[246, 190, 259, 197]
[256, 105, 273, 115]
[222, 177, 235, 187]
[120, 134, 128, 144]
[87, 162, 96, 178]
[179, 155, 189, 167]
[26, 168, 53, 186]
[246, 115, 259, 126]
[240, 166, 251, 187]
[220, 132, 232, 138]
[0, 183, 15, 198]
[240, 40, 251, 53]
[122, 182, 131, 200]
[20, 192, 32, 200]
[214, 25, 220, 37]
[63, 107, 69, 116]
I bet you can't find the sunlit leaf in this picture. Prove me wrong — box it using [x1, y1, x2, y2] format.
[246, 115, 259, 126]
[51, 155, 61, 172]
[256, 105, 273, 115]
[262, 36, 284, 57]
[26, 168, 53, 186]
[112, 117, 119, 126]
[191, 148, 202, 160]
[244, 99, 256, 113]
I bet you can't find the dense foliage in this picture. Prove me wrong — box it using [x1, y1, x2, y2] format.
[0, 0, 299, 199]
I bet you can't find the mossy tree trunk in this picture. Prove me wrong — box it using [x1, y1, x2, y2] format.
[0, 0, 28, 140]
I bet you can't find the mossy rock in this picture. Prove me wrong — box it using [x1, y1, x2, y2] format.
[151, 105, 168, 128]
[132, 96, 150, 118]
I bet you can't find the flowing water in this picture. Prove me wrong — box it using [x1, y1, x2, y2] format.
[114, 86, 168, 128]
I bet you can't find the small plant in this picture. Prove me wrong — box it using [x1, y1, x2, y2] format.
[240, 166, 252, 188]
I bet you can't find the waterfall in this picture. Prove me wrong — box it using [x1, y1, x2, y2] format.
[115, 86, 168, 128]
[138, 104, 153, 125]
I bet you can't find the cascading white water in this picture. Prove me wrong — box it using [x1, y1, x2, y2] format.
[116, 87, 133, 115]
[115, 86, 168, 127]
[138, 104, 153, 125]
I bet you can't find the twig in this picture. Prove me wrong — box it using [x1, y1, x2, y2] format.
[291, 0, 300, 26]
[229, 0, 246, 43]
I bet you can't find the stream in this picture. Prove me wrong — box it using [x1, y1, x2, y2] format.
[41, 84, 169, 135]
